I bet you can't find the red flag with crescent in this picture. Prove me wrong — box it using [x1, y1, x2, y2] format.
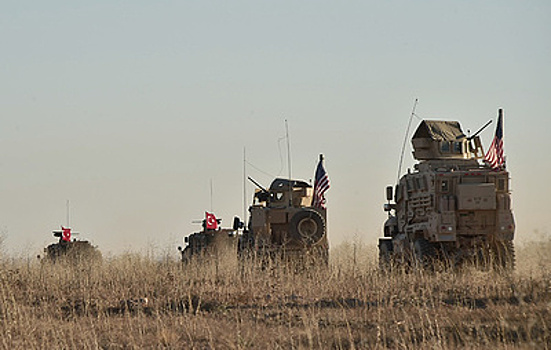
[61, 226, 71, 242]
[205, 212, 218, 230]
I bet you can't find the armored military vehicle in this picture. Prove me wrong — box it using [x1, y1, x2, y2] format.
[238, 175, 329, 265]
[379, 109, 515, 270]
[43, 227, 101, 263]
[178, 217, 239, 264]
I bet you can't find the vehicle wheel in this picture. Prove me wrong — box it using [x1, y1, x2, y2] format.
[413, 238, 437, 269]
[307, 246, 329, 267]
[289, 209, 326, 245]
[378, 239, 393, 271]
[492, 241, 515, 271]
[472, 246, 491, 271]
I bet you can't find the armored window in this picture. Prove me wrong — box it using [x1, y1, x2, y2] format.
[440, 180, 449, 193]
[441, 141, 451, 153]
[272, 192, 284, 202]
[453, 142, 462, 153]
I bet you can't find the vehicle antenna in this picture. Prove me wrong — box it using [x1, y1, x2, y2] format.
[285, 119, 292, 180]
[285, 119, 293, 206]
[397, 99, 418, 183]
[66, 199, 70, 227]
[210, 178, 214, 212]
[243, 147, 247, 228]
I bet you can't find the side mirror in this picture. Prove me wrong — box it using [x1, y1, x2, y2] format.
[233, 216, 244, 230]
[184, 237, 189, 243]
[177, 246, 182, 251]
[386, 186, 393, 201]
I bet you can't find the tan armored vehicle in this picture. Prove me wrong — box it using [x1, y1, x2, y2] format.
[43, 227, 101, 263]
[239, 177, 329, 264]
[379, 109, 515, 269]
[178, 218, 239, 265]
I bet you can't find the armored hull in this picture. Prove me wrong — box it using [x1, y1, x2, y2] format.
[44, 240, 102, 263]
[239, 178, 329, 265]
[380, 113, 515, 270]
[179, 228, 238, 265]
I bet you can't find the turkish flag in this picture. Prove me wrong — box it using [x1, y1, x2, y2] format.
[61, 226, 71, 242]
[205, 212, 218, 230]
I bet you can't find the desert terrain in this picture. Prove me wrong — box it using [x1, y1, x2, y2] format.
[0, 239, 549, 349]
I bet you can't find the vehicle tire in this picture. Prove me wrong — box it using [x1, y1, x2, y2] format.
[413, 238, 437, 269]
[306, 246, 329, 267]
[492, 241, 515, 271]
[473, 246, 491, 271]
[289, 209, 326, 245]
[378, 239, 393, 271]
[181, 247, 192, 264]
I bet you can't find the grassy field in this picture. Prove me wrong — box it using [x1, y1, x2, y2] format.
[0, 240, 549, 349]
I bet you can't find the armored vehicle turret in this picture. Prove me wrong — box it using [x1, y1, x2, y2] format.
[239, 158, 330, 265]
[379, 109, 515, 270]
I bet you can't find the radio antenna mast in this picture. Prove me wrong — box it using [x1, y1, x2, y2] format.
[66, 199, 70, 227]
[243, 147, 247, 228]
[285, 119, 292, 180]
[209, 178, 214, 212]
[285, 119, 293, 206]
[397, 99, 418, 183]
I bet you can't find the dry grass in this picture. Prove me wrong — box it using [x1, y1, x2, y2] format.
[0, 240, 550, 349]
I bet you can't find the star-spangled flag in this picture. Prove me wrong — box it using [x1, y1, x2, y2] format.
[312, 155, 330, 208]
[205, 212, 218, 230]
[61, 226, 71, 242]
[485, 110, 505, 170]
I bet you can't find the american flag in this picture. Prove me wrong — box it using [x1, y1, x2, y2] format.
[312, 155, 330, 208]
[485, 110, 505, 170]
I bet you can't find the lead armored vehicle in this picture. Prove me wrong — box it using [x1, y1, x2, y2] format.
[239, 176, 329, 265]
[379, 109, 515, 269]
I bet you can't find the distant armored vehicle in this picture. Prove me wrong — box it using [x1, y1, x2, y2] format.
[239, 171, 329, 265]
[178, 214, 239, 264]
[43, 227, 101, 263]
[379, 109, 515, 270]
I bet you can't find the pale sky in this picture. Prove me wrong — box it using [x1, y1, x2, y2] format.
[1, 1, 550, 255]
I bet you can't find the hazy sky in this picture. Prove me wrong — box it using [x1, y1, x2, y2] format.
[1, 1, 550, 255]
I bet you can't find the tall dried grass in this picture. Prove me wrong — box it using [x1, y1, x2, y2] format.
[0, 240, 549, 349]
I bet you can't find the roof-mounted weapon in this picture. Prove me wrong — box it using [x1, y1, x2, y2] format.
[467, 119, 493, 141]
[466, 119, 493, 159]
[248, 176, 268, 193]
[248, 176, 270, 202]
